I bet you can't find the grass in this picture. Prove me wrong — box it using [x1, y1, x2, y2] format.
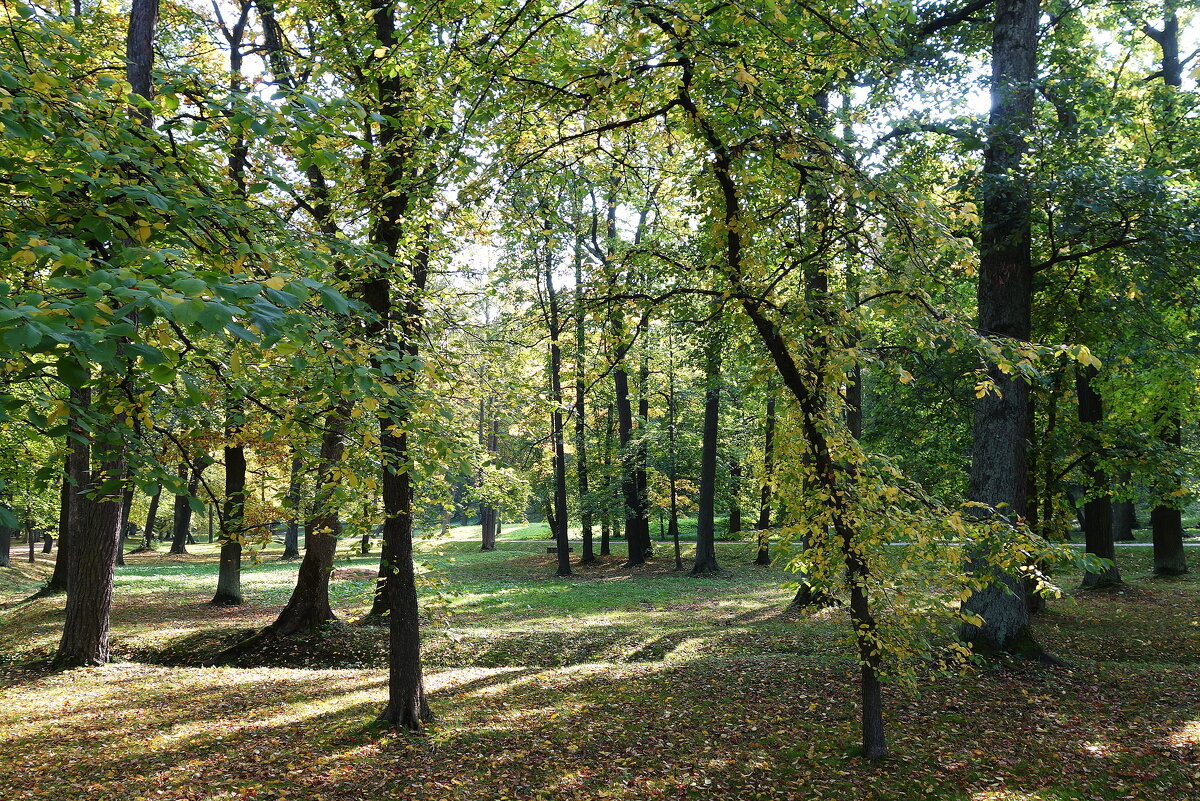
[1, 529, 1198, 800]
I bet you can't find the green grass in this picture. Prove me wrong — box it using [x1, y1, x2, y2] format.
[1, 538, 1198, 800]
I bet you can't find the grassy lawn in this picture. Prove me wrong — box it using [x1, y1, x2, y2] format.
[1, 532, 1198, 800]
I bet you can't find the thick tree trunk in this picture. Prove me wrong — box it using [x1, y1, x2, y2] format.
[1112, 498, 1137, 542]
[54, 456, 125, 668]
[959, 0, 1042, 657]
[124, 0, 158, 127]
[693, 330, 722, 575]
[268, 404, 351, 635]
[211, 442, 245, 605]
[54, 382, 125, 668]
[169, 462, 191, 555]
[46, 426, 88, 594]
[1152, 416, 1188, 576]
[0, 521, 11, 567]
[1076, 365, 1121, 589]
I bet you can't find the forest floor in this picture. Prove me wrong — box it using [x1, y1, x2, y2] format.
[1, 530, 1198, 800]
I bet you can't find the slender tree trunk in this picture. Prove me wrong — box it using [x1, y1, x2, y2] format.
[694, 328, 722, 575]
[141, 485, 161, 550]
[600, 402, 613, 557]
[728, 459, 742, 536]
[755, 393, 776, 566]
[959, 0, 1043, 657]
[478, 397, 496, 552]
[574, 234, 595, 565]
[1076, 364, 1121, 589]
[0, 520, 10, 567]
[666, 336, 683, 571]
[282, 455, 302, 560]
[545, 248, 572, 577]
[634, 329, 652, 558]
[614, 365, 642, 566]
[212, 438, 246, 605]
[371, 0, 430, 728]
[169, 462, 191, 554]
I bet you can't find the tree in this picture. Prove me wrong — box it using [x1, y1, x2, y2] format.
[958, 0, 1044, 658]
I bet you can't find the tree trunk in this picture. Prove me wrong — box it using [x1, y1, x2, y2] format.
[211, 440, 245, 605]
[0, 520, 11, 567]
[55, 382, 126, 668]
[169, 462, 191, 555]
[282, 455, 302, 560]
[755, 393, 776, 566]
[1112, 499, 1137, 542]
[478, 396, 497, 552]
[545, 249, 572, 577]
[600, 402, 613, 557]
[141, 485, 161, 550]
[959, 0, 1042, 657]
[693, 329, 722, 575]
[1152, 415, 1188, 576]
[46, 425, 88, 594]
[634, 330, 652, 558]
[727, 458, 742, 537]
[1076, 364, 1121, 589]
[574, 234, 595, 565]
[614, 365, 642, 566]
[268, 403, 352, 634]
[124, 0, 158, 127]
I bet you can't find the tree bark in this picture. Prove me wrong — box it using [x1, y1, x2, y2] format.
[124, 0, 158, 127]
[46, 425, 88, 594]
[574, 233, 595, 565]
[959, 0, 1042, 657]
[693, 327, 722, 575]
[755, 392, 776, 566]
[1076, 364, 1121, 589]
[212, 439, 245, 606]
[281, 455, 302, 560]
[371, 0, 430, 728]
[141, 485, 161, 549]
[545, 247, 572, 577]
[1152, 415, 1188, 576]
[54, 383, 126, 668]
[0, 520, 11, 567]
[268, 404, 352, 634]
[169, 461, 190, 555]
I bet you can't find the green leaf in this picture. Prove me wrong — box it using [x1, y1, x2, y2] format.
[55, 356, 89, 388]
